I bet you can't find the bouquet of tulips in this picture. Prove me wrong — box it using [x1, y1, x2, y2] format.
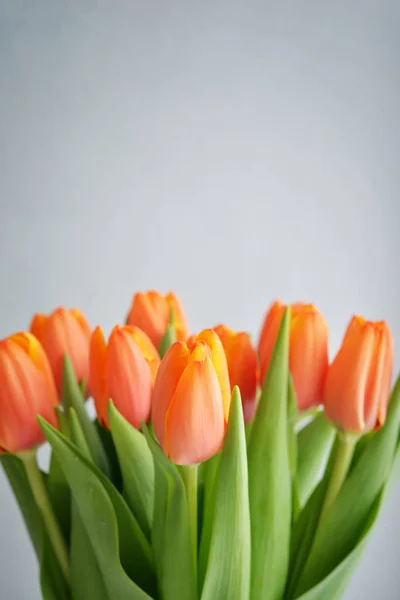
[1, 291, 399, 600]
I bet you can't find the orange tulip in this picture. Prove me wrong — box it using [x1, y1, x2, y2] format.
[90, 325, 160, 429]
[30, 307, 91, 396]
[126, 290, 189, 348]
[152, 329, 231, 465]
[323, 316, 393, 433]
[0, 332, 58, 453]
[214, 324, 258, 423]
[258, 301, 329, 411]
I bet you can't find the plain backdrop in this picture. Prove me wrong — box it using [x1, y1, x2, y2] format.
[0, 1, 399, 598]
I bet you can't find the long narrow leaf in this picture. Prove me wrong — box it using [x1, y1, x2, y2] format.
[201, 387, 251, 600]
[248, 308, 291, 600]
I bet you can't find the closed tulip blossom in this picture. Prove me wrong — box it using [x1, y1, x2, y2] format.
[30, 307, 92, 396]
[258, 301, 329, 411]
[0, 332, 58, 453]
[90, 325, 160, 429]
[214, 324, 259, 423]
[126, 290, 189, 348]
[324, 316, 393, 433]
[152, 329, 231, 465]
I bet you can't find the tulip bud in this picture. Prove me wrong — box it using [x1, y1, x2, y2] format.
[90, 325, 160, 429]
[323, 316, 393, 433]
[0, 332, 58, 453]
[30, 307, 91, 397]
[213, 324, 259, 423]
[152, 329, 231, 465]
[126, 290, 189, 349]
[258, 301, 328, 411]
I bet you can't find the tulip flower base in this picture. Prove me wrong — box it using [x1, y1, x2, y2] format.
[1, 294, 399, 600]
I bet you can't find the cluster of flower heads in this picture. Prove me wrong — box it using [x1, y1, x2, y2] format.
[0, 291, 393, 464]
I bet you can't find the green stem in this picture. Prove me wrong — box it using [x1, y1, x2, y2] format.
[319, 431, 357, 524]
[20, 450, 70, 582]
[182, 464, 198, 583]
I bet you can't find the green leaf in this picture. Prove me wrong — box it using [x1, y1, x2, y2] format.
[69, 407, 91, 459]
[143, 424, 196, 600]
[296, 412, 335, 508]
[61, 355, 110, 477]
[95, 419, 122, 489]
[248, 308, 292, 600]
[0, 453, 44, 559]
[40, 532, 70, 600]
[69, 409, 109, 600]
[201, 387, 251, 600]
[158, 308, 176, 358]
[295, 376, 400, 595]
[295, 491, 383, 600]
[198, 453, 220, 591]
[39, 419, 156, 600]
[109, 402, 154, 539]
[70, 503, 109, 600]
[288, 379, 298, 479]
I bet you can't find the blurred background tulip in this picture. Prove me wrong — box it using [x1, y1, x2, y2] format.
[30, 307, 92, 397]
[0, 332, 58, 453]
[324, 316, 394, 433]
[214, 324, 258, 423]
[90, 325, 160, 429]
[152, 329, 231, 465]
[258, 301, 328, 411]
[126, 290, 189, 349]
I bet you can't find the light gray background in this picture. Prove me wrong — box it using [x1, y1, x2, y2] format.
[0, 1, 399, 598]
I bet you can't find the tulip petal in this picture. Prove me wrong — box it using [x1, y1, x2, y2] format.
[165, 357, 225, 465]
[152, 341, 190, 449]
[324, 318, 375, 432]
[290, 312, 328, 410]
[127, 292, 168, 348]
[105, 328, 153, 429]
[30, 313, 49, 341]
[364, 324, 393, 430]
[0, 341, 57, 452]
[89, 326, 108, 422]
[191, 329, 231, 422]
[227, 332, 259, 423]
[377, 327, 394, 426]
[125, 326, 161, 381]
[8, 332, 58, 405]
[71, 309, 92, 340]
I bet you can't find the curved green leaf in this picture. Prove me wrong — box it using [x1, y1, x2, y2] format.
[0, 454, 43, 558]
[158, 308, 176, 358]
[39, 419, 155, 600]
[296, 376, 400, 595]
[201, 387, 251, 600]
[109, 402, 154, 539]
[295, 492, 383, 600]
[296, 413, 335, 508]
[248, 308, 291, 600]
[143, 424, 196, 600]
[62, 356, 110, 477]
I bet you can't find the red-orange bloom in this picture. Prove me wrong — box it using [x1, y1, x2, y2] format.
[30, 307, 91, 396]
[0, 333, 58, 453]
[258, 301, 329, 411]
[152, 329, 231, 465]
[214, 324, 258, 423]
[323, 316, 393, 433]
[126, 290, 189, 348]
[90, 325, 160, 429]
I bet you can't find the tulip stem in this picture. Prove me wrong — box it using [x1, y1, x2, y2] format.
[319, 431, 358, 523]
[182, 464, 198, 581]
[20, 449, 70, 583]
